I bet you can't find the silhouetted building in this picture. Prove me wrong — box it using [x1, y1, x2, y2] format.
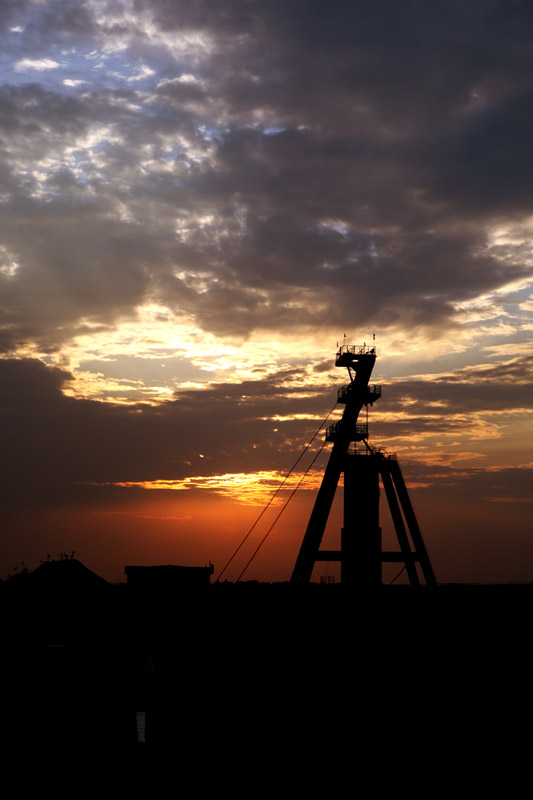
[124, 564, 214, 592]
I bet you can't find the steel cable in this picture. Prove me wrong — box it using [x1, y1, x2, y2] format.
[236, 438, 328, 581]
[214, 400, 338, 582]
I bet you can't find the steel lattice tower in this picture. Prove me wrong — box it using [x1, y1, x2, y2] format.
[291, 344, 436, 586]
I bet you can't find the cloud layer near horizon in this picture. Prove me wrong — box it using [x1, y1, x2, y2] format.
[2, 354, 531, 510]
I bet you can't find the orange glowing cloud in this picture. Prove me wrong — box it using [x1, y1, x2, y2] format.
[87, 469, 327, 506]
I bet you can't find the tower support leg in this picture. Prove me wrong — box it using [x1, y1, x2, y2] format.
[379, 462, 420, 586]
[291, 443, 346, 583]
[388, 460, 437, 587]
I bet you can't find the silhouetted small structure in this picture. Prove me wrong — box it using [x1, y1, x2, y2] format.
[125, 564, 214, 592]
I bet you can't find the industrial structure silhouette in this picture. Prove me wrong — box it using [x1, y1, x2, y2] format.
[291, 344, 436, 587]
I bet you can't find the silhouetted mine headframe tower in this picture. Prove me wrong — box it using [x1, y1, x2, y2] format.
[291, 344, 436, 587]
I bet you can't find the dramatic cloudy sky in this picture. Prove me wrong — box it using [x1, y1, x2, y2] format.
[1, 0, 532, 583]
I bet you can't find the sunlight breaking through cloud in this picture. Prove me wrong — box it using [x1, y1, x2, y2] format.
[89, 469, 325, 505]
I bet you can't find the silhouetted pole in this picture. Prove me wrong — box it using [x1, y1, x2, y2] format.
[342, 452, 381, 587]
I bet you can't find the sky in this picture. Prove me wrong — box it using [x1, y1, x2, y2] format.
[1, 0, 532, 584]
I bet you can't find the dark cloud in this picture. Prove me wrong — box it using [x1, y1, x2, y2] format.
[426, 88, 533, 215]
[0, 358, 329, 512]
[0, 0, 96, 45]
[2, 354, 530, 517]
[0, 1, 32, 33]
[385, 355, 533, 415]
[1, 1, 533, 348]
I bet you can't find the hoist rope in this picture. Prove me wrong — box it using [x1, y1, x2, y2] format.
[389, 565, 406, 584]
[236, 438, 329, 581]
[214, 400, 338, 582]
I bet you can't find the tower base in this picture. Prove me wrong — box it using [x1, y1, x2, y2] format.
[291, 451, 436, 587]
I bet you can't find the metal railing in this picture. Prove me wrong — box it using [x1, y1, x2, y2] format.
[336, 344, 377, 357]
[326, 421, 368, 441]
[346, 447, 397, 460]
[337, 383, 381, 402]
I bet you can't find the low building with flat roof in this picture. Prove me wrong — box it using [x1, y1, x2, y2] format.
[124, 564, 214, 591]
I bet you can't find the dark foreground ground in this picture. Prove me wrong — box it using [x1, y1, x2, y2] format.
[2, 561, 532, 754]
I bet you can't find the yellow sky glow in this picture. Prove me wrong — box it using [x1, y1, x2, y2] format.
[89, 469, 327, 505]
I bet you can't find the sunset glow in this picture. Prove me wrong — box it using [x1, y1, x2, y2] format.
[1, 2, 532, 584]
[94, 469, 327, 505]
